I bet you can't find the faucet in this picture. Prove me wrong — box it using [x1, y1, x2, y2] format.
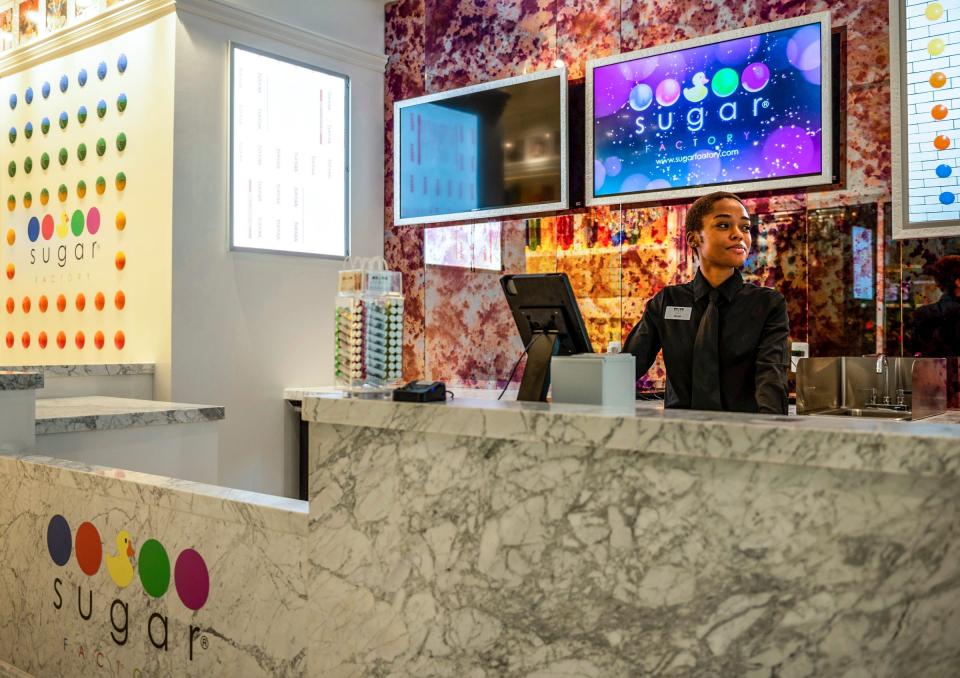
[875, 354, 891, 405]
[876, 354, 887, 374]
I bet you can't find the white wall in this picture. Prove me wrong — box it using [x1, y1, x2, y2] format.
[170, 0, 385, 496]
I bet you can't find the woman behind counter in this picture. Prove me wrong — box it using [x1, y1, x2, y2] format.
[624, 191, 790, 414]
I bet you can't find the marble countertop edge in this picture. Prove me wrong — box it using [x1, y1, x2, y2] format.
[35, 397, 225, 435]
[0, 370, 43, 391]
[0, 363, 155, 376]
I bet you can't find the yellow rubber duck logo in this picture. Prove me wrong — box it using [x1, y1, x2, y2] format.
[106, 530, 136, 588]
[683, 72, 710, 103]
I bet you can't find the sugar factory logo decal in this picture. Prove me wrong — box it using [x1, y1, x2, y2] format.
[46, 514, 212, 669]
[24, 207, 102, 270]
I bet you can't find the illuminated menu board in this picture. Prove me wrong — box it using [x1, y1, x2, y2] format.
[893, 0, 960, 237]
[230, 46, 348, 256]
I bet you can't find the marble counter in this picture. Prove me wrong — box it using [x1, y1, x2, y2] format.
[0, 363, 154, 376]
[301, 393, 960, 676]
[0, 371, 42, 391]
[35, 396, 224, 435]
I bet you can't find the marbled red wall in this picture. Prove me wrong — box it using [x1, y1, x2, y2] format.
[385, 0, 960, 388]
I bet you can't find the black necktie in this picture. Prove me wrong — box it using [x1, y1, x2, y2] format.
[692, 289, 723, 410]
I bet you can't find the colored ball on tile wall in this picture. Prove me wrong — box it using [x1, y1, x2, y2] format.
[931, 71, 948, 88]
[56, 294, 66, 312]
[59, 112, 68, 130]
[40, 152, 49, 170]
[5, 297, 13, 313]
[117, 94, 127, 112]
[7, 161, 15, 177]
[87, 208, 100, 234]
[98, 62, 107, 80]
[24, 122, 32, 139]
[21, 297, 29, 313]
[58, 148, 68, 166]
[75, 293, 85, 311]
[96, 138, 106, 156]
[56, 331, 66, 349]
[38, 295, 47, 312]
[97, 100, 107, 119]
[7, 127, 15, 143]
[115, 331, 125, 350]
[24, 157, 32, 174]
[5, 333, 13, 348]
[929, 38, 945, 56]
[940, 191, 955, 205]
[59, 75, 69, 93]
[94, 292, 104, 311]
[927, 2, 944, 20]
[78, 106, 87, 124]
[77, 181, 86, 198]
[936, 163, 953, 178]
[118, 54, 128, 73]
[96, 177, 106, 195]
[21, 332, 30, 349]
[38, 332, 47, 349]
[41, 117, 50, 135]
[115, 290, 125, 310]
[75, 332, 85, 349]
[24, 87, 33, 104]
[94, 331, 104, 350]
[935, 135, 952, 150]
[116, 133, 127, 152]
[77, 143, 87, 161]
[78, 68, 88, 87]
[932, 104, 948, 120]
[41, 82, 50, 99]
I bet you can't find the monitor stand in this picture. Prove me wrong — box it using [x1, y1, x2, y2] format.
[517, 331, 560, 402]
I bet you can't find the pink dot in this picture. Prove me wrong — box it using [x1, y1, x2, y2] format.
[174, 549, 209, 610]
[87, 207, 101, 235]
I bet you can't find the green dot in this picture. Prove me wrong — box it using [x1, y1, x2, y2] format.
[23, 156, 32, 174]
[41, 118, 50, 134]
[7, 128, 15, 144]
[711, 68, 740, 98]
[115, 171, 126, 190]
[77, 143, 87, 161]
[78, 108, 87, 124]
[40, 152, 49, 169]
[96, 138, 106, 156]
[7, 161, 15, 177]
[58, 148, 68, 166]
[116, 133, 127, 152]
[137, 539, 171, 598]
[71, 209, 85, 237]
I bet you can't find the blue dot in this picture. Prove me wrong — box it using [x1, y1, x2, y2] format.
[117, 54, 128, 73]
[78, 68, 87, 87]
[24, 87, 33, 104]
[8, 93, 16, 110]
[936, 164, 953, 178]
[59, 75, 69, 93]
[939, 191, 956, 205]
[41, 81, 50, 99]
[27, 216, 40, 243]
[25, 122, 33, 136]
[97, 62, 107, 80]
[47, 515, 72, 566]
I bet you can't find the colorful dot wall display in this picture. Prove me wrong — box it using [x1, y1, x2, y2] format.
[903, 0, 960, 224]
[0, 29, 165, 362]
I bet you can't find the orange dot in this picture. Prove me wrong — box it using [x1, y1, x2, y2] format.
[5, 196, 14, 211]
[38, 331, 48, 349]
[114, 330, 125, 350]
[38, 295, 48, 312]
[935, 135, 952, 150]
[5, 263, 14, 280]
[20, 332, 29, 349]
[21, 296, 30, 314]
[116, 211, 126, 231]
[115, 251, 126, 270]
[56, 331, 66, 349]
[115, 290, 126, 310]
[75, 293, 86, 311]
[4, 297, 13, 314]
[75, 331, 85, 349]
[94, 331, 104, 350]
[5, 332, 13, 348]
[94, 292, 105, 311]
[933, 104, 949, 120]
[931, 71, 948, 88]
[5, 229, 14, 246]
[56, 294, 66, 312]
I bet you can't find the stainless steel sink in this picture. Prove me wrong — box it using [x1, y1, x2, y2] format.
[796, 357, 947, 421]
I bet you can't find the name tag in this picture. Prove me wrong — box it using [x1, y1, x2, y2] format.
[664, 306, 692, 320]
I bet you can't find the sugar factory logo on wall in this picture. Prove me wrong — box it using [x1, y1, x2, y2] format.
[24, 207, 103, 270]
[45, 514, 213, 671]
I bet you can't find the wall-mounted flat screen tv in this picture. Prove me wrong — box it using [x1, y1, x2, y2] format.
[393, 68, 568, 226]
[586, 12, 832, 206]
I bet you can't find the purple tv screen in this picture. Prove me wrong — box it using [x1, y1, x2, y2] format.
[592, 22, 825, 199]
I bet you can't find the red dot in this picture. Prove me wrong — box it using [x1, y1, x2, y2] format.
[41, 214, 54, 240]
[39, 295, 49, 313]
[56, 295, 66, 312]
[5, 263, 14, 280]
[75, 522, 102, 576]
[94, 331, 104, 350]
[56, 331, 66, 349]
[75, 331, 85, 349]
[20, 332, 29, 348]
[38, 331, 48, 349]
[115, 290, 126, 310]
[94, 292, 105, 311]
[4, 297, 13, 314]
[75, 293, 86, 311]
[21, 296, 30, 314]
[114, 331, 125, 350]
[5, 332, 14, 348]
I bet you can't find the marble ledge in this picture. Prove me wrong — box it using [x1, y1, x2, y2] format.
[302, 392, 960, 481]
[0, 362, 154, 377]
[36, 396, 224, 435]
[0, 452, 307, 535]
[0, 371, 42, 391]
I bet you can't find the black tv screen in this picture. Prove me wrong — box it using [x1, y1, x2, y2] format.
[393, 68, 568, 225]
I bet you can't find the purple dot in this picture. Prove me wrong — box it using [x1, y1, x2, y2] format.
[594, 160, 607, 192]
[174, 549, 210, 611]
[604, 156, 623, 177]
[787, 26, 821, 72]
[86, 207, 101, 235]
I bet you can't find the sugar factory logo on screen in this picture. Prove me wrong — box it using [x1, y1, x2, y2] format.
[45, 514, 211, 667]
[593, 23, 823, 196]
